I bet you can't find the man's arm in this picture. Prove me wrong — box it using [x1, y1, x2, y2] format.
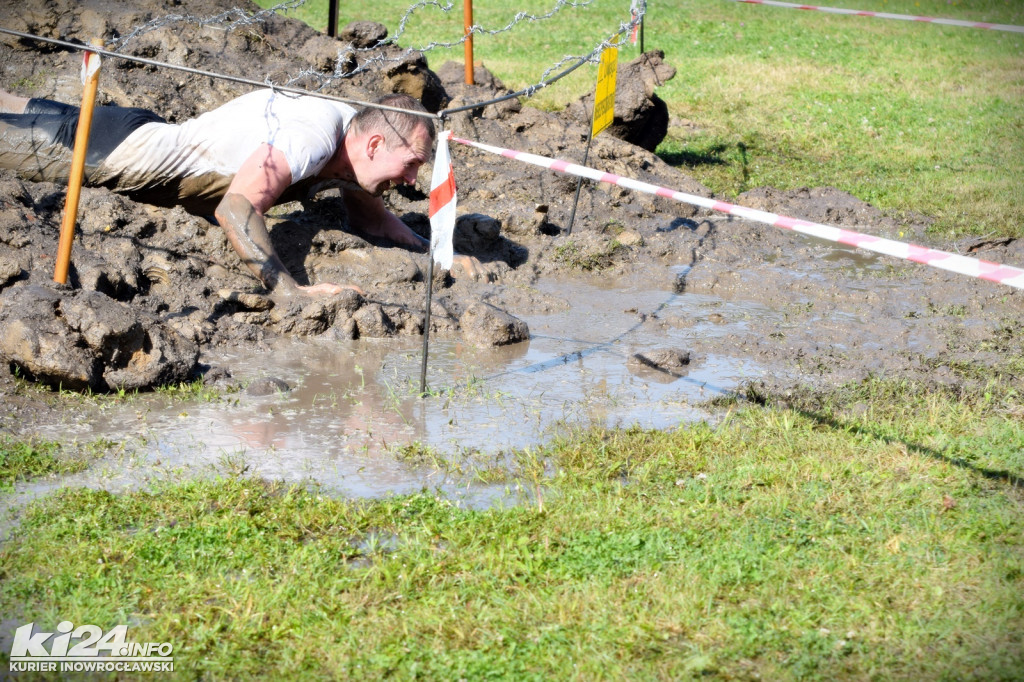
[343, 189, 491, 280]
[214, 144, 361, 297]
[343, 189, 428, 251]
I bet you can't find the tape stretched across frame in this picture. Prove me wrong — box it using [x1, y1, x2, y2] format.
[732, 0, 1024, 34]
[450, 136, 1024, 291]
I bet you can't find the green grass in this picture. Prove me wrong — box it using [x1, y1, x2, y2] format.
[0, 435, 117, 491]
[256, 0, 1024, 240]
[1, 377, 1021, 679]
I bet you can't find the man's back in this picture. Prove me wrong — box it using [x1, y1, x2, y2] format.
[92, 89, 357, 214]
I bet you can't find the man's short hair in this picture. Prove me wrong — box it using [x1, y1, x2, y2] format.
[350, 93, 435, 150]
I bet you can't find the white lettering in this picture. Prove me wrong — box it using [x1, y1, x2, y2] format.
[66, 624, 102, 656]
[10, 620, 174, 672]
[95, 624, 128, 654]
[8, 661, 56, 671]
[11, 623, 51, 657]
[49, 621, 75, 657]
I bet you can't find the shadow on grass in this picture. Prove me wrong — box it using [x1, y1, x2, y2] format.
[657, 141, 752, 192]
[657, 144, 730, 167]
[740, 388, 1024, 489]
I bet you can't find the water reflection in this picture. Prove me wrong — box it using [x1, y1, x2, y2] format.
[6, 278, 780, 510]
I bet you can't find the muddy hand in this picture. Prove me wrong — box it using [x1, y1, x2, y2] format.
[295, 282, 366, 297]
[451, 254, 496, 283]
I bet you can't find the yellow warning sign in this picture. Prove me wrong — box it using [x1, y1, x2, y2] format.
[592, 46, 618, 137]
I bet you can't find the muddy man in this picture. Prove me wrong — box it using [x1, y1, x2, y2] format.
[0, 87, 484, 297]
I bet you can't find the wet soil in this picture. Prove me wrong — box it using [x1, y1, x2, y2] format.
[1, 0, 1022, 497]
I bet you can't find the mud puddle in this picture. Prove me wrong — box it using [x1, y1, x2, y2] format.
[4, 276, 781, 519]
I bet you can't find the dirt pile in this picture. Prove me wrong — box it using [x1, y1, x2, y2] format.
[0, 0, 1021, 399]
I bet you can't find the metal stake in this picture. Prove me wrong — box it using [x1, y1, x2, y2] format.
[566, 125, 594, 235]
[419, 256, 436, 395]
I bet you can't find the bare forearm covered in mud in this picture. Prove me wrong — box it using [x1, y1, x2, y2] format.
[214, 194, 363, 297]
[215, 192, 299, 293]
[344, 190, 427, 251]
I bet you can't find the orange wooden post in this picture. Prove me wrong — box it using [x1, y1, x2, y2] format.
[463, 0, 474, 85]
[54, 39, 104, 285]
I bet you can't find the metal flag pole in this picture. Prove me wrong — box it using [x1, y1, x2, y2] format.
[419, 257, 435, 395]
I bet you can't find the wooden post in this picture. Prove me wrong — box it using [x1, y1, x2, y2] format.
[464, 0, 474, 85]
[54, 39, 103, 285]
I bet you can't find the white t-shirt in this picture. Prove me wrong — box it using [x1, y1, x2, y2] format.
[99, 89, 356, 189]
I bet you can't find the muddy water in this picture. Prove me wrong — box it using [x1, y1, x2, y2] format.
[6, 276, 780, 515]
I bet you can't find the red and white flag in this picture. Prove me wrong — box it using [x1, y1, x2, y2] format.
[81, 50, 101, 83]
[428, 130, 457, 270]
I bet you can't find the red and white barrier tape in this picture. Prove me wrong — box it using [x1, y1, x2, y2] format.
[450, 136, 1024, 291]
[732, 0, 1024, 34]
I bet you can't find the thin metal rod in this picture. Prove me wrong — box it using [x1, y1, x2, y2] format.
[419, 256, 436, 396]
[640, 8, 645, 53]
[566, 126, 594, 235]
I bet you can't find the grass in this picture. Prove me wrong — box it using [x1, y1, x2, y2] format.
[0, 435, 118, 491]
[553, 237, 625, 271]
[256, 0, 1024, 240]
[1, 377, 1021, 679]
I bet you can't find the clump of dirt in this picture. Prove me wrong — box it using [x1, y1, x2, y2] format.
[0, 0, 1021, 410]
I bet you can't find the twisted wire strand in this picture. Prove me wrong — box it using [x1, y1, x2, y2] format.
[0, 26, 436, 119]
[110, 1, 309, 49]
[0, 0, 647, 118]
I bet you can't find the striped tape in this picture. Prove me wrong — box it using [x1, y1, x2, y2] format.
[732, 0, 1024, 34]
[450, 136, 1024, 291]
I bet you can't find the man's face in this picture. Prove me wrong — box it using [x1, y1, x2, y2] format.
[364, 125, 433, 197]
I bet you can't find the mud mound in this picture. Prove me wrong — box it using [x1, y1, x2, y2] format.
[738, 186, 926, 240]
[0, 284, 198, 391]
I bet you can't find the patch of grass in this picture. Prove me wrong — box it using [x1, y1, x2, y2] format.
[393, 441, 517, 484]
[256, 0, 1024, 240]
[554, 238, 623, 270]
[0, 437, 66, 489]
[154, 378, 236, 402]
[0, 435, 117, 490]
[7, 367, 232, 407]
[2, 378, 1021, 679]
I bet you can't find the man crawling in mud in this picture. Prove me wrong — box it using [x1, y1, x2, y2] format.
[0, 87, 480, 297]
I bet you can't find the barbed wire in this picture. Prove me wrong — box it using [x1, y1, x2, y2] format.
[0, 0, 647, 118]
[334, 0, 595, 77]
[110, 1, 308, 49]
[286, 0, 647, 108]
[0, 27, 436, 120]
[443, 19, 647, 117]
[280, 0, 619, 91]
[108, 0, 643, 92]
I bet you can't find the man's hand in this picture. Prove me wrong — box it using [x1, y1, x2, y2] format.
[451, 253, 497, 282]
[293, 282, 366, 297]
